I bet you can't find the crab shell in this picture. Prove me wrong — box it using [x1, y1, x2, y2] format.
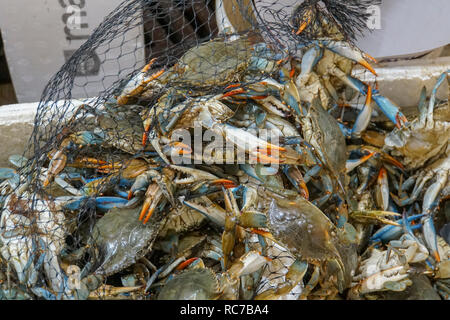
[384, 103, 450, 170]
[302, 98, 347, 184]
[157, 268, 221, 300]
[266, 197, 358, 291]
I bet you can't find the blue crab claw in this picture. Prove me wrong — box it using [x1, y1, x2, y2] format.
[94, 197, 129, 211]
[345, 150, 376, 173]
[240, 164, 278, 182]
[183, 196, 226, 227]
[310, 173, 333, 207]
[299, 46, 322, 78]
[424, 70, 449, 127]
[338, 122, 352, 138]
[422, 215, 441, 263]
[372, 94, 408, 129]
[282, 165, 309, 199]
[314, 40, 378, 76]
[341, 75, 408, 129]
[61, 196, 128, 211]
[369, 213, 425, 244]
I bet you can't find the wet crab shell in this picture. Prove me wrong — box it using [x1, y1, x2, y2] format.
[266, 198, 341, 262]
[90, 206, 167, 277]
[307, 99, 347, 180]
[157, 268, 220, 300]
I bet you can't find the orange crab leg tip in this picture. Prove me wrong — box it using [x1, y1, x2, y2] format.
[251, 229, 275, 240]
[141, 58, 157, 73]
[142, 207, 155, 225]
[433, 251, 441, 263]
[127, 191, 133, 201]
[365, 86, 373, 105]
[139, 202, 151, 221]
[378, 167, 387, 180]
[295, 21, 309, 35]
[395, 113, 408, 129]
[212, 179, 237, 188]
[176, 257, 199, 270]
[289, 68, 296, 79]
[225, 83, 242, 90]
[149, 69, 165, 82]
[359, 59, 378, 77]
[222, 88, 246, 98]
[385, 157, 404, 170]
[142, 132, 149, 147]
[362, 151, 376, 162]
[299, 182, 309, 200]
[364, 52, 378, 63]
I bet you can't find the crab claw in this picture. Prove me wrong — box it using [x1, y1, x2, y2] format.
[315, 40, 378, 76]
[221, 87, 247, 98]
[43, 150, 67, 187]
[228, 250, 271, 278]
[170, 165, 221, 185]
[176, 257, 201, 271]
[183, 196, 226, 227]
[345, 151, 376, 173]
[211, 179, 238, 189]
[375, 167, 390, 211]
[351, 210, 401, 227]
[282, 165, 309, 199]
[142, 131, 149, 147]
[295, 16, 311, 35]
[372, 94, 408, 128]
[254, 259, 308, 300]
[139, 183, 164, 225]
[422, 216, 441, 263]
[117, 59, 164, 105]
[351, 86, 373, 138]
[369, 213, 424, 244]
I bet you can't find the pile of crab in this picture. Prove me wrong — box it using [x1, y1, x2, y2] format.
[0, 20, 449, 300]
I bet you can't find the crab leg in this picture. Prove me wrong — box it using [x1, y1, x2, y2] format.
[314, 40, 377, 76]
[375, 167, 389, 211]
[254, 260, 309, 300]
[425, 70, 449, 128]
[421, 169, 448, 263]
[351, 86, 373, 138]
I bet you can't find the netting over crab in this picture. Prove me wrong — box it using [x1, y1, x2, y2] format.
[3, 0, 449, 301]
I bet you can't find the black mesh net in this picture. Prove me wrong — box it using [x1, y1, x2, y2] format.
[1, 0, 449, 301]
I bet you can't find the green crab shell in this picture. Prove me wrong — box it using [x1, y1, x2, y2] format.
[157, 268, 220, 300]
[91, 206, 167, 277]
[310, 98, 347, 178]
[266, 198, 342, 263]
[165, 38, 253, 88]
